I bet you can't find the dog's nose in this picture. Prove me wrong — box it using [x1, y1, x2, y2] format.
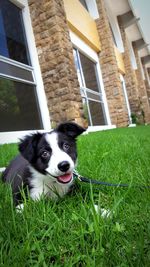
[58, 161, 70, 172]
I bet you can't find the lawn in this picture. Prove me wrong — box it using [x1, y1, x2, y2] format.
[0, 126, 150, 266]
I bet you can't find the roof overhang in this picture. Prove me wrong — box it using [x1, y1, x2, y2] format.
[105, 0, 150, 68]
[132, 38, 148, 51]
[118, 11, 140, 29]
[141, 55, 150, 65]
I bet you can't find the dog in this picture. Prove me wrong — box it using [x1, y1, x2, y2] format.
[2, 122, 85, 207]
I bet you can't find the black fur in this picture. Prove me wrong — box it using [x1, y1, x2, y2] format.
[56, 122, 85, 139]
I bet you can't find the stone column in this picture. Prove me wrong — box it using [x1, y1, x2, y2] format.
[28, 0, 85, 126]
[96, 0, 129, 127]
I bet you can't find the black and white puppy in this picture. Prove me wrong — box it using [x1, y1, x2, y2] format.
[2, 122, 85, 206]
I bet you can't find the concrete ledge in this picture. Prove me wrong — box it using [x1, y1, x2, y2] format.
[85, 125, 116, 133]
[0, 130, 49, 145]
[128, 124, 136, 127]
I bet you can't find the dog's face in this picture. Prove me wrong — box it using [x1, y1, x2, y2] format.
[19, 122, 85, 184]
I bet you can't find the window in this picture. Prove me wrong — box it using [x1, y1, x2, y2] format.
[79, 0, 99, 19]
[79, 0, 88, 11]
[73, 49, 107, 126]
[0, 0, 43, 132]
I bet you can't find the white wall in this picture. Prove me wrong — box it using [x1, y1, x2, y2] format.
[127, 37, 138, 70]
[105, 3, 124, 52]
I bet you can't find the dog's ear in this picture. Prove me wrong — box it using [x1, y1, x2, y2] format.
[56, 122, 86, 139]
[19, 133, 43, 162]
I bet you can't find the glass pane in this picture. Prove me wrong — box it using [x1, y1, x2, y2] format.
[73, 49, 84, 87]
[79, 52, 100, 92]
[88, 100, 106, 125]
[82, 98, 91, 125]
[0, 61, 33, 82]
[0, 78, 43, 131]
[0, 0, 30, 65]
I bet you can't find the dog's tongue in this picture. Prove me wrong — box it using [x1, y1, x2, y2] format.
[57, 173, 72, 183]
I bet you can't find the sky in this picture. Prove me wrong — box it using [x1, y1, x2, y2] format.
[130, 0, 150, 51]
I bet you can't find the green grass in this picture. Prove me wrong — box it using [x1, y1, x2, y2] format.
[0, 143, 18, 168]
[0, 126, 150, 266]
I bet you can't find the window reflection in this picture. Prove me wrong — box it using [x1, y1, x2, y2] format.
[0, 0, 30, 65]
[79, 52, 100, 92]
[88, 100, 105, 125]
[0, 78, 43, 131]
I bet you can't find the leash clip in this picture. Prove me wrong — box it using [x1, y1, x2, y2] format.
[73, 170, 82, 182]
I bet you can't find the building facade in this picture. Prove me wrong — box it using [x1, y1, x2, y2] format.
[0, 0, 150, 143]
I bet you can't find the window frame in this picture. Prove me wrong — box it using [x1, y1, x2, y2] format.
[0, 0, 50, 144]
[0, 56, 35, 84]
[70, 31, 112, 129]
[120, 74, 132, 124]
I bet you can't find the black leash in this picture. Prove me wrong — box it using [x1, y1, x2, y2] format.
[73, 170, 150, 189]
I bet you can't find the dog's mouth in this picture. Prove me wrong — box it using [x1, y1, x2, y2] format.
[57, 173, 73, 184]
[46, 171, 73, 184]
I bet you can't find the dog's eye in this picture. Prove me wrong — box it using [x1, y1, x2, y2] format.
[41, 151, 50, 158]
[63, 143, 70, 151]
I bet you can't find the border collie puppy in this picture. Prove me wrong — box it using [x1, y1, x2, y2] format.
[2, 122, 85, 206]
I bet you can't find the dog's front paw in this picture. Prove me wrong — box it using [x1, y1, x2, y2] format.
[16, 203, 24, 213]
[94, 204, 111, 218]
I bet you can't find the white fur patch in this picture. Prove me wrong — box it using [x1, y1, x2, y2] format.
[16, 203, 24, 212]
[29, 167, 73, 200]
[45, 132, 75, 177]
[94, 205, 111, 218]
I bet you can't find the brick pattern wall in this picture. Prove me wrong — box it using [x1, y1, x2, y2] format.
[96, 0, 129, 127]
[28, 0, 85, 127]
